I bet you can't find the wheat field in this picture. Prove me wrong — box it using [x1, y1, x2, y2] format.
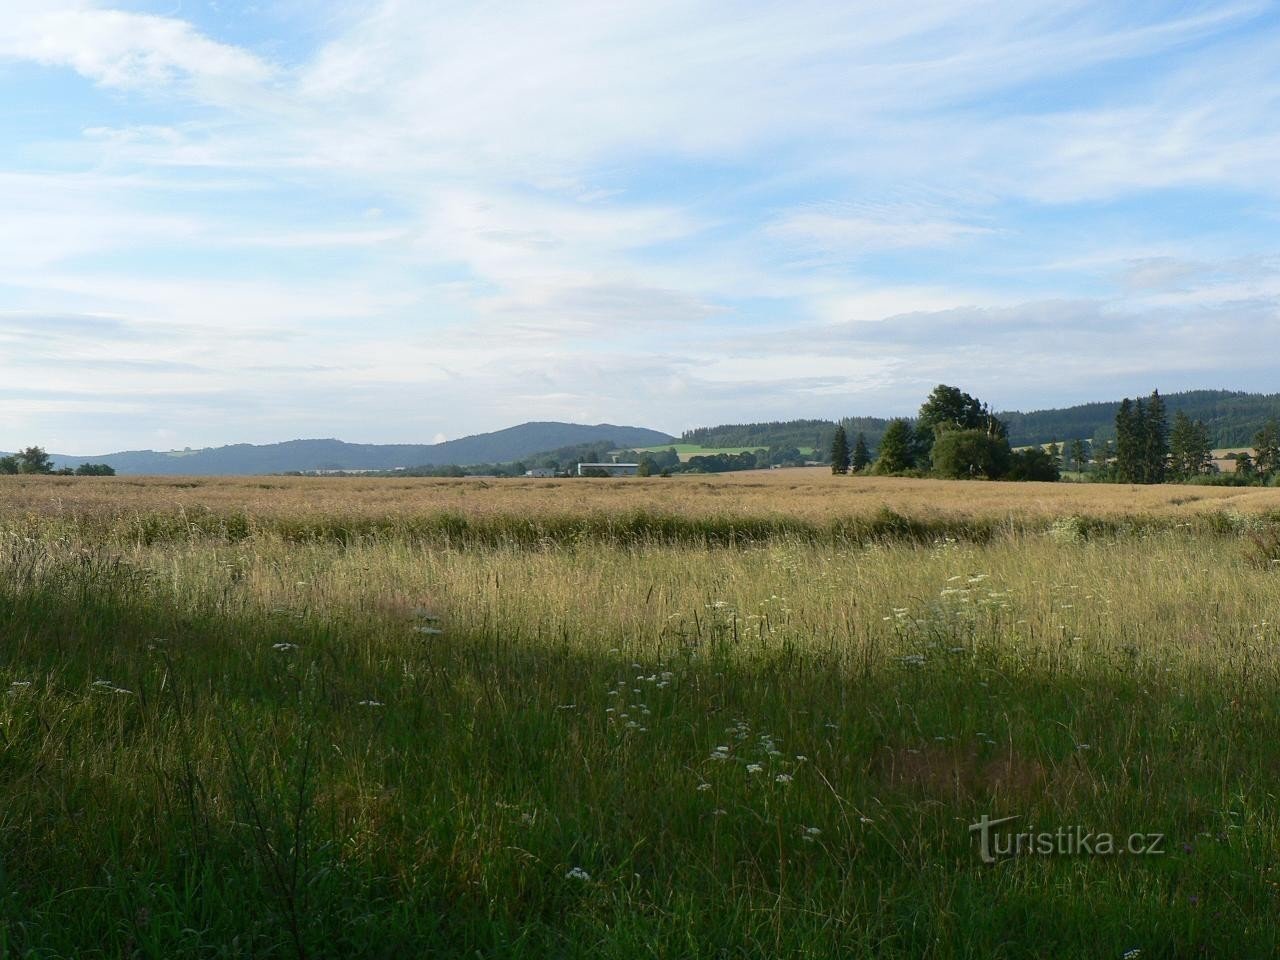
[0, 471, 1277, 957]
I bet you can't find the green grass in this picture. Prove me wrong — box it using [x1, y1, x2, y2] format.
[628, 444, 816, 462]
[0, 510, 1279, 956]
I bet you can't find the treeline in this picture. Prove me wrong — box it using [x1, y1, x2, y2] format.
[1083, 391, 1280, 486]
[0, 446, 115, 476]
[681, 419, 833, 450]
[999, 389, 1280, 448]
[829, 384, 1061, 482]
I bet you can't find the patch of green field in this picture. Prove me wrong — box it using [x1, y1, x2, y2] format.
[0, 502, 1278, 956]
[629, 443, 814, 462]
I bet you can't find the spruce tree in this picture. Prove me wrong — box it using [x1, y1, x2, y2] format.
[830, 426, 850, 475]
[851, 432, 870, 472]
[1253, 419, 1279, 478]
[1144, 390, 1169, 483]
[874, 419, 915, 474]
[1068, 439, 1087, 473]
[1115, 398, 1138, 483]
[1169, 411, 1204, 479]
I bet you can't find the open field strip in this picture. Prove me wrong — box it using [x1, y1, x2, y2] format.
[0, 473, 1278, 956]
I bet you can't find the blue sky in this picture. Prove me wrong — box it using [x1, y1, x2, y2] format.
[2, 0, 1280, 452]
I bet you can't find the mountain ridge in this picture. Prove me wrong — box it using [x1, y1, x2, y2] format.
[11, 422, 675, 476]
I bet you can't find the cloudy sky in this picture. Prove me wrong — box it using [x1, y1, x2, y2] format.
[2, 1, 1279, 452]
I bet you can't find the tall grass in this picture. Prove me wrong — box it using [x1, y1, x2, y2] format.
[0, 481, 1277, 956]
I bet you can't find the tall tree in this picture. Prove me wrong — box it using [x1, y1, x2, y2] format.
[851, 432, 870, 472]
[1114, 398, 1140, 483]
[830, 426, 850, 475]
[16, 447, 53, 475]
[915, 384, 1003, 466]
[1143, 390, 1169, 483]
[1253, 418, 1279, 478]
[873, 419, 915, 474]
[1170, 412, 1213, 479]
[1068, 439, 1088, 473]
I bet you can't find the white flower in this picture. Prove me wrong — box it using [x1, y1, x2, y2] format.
[746, 763, 763, 774]
[357, 700, 384, 707]
[565, 867, 591, 882]
[272, 643, 298, 652]
[697, 783, 712, 792]
[775, 773, 793, 784]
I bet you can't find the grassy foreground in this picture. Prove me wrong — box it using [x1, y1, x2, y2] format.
[1, 475, 1279, 957]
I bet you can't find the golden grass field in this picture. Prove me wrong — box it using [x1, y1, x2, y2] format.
[3, 467, 1279, 524]
[2, 469, 1280, 956]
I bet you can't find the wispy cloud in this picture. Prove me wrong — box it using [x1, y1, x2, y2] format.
[1, 0, 1278, 450]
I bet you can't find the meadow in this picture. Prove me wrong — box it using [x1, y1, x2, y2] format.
[1, 471, 1279, 957]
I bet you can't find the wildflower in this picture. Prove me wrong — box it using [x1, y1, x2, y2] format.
[415, 626, 443, 635]
[775, 773, 793, 784]
[1122, 950, 1141, 960]
[746, 763, 763, 774]
[697, 782, 712, 792]
[565, 867, 591, 882]
[795, 755, 808, 762]
[357, 700, 384, 707]
[10, 681, 30, 689]
[272, 643, 298, 652]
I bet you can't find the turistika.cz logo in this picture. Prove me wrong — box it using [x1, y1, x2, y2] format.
[969, 814, 1166, 864]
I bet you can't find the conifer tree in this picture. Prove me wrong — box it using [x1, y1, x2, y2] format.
[851, 432, 870, 472]
[830, 426, 850, 475]
[874, 419, 915, 474]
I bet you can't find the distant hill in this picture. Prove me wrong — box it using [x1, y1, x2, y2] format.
[21, 422, 675, 476]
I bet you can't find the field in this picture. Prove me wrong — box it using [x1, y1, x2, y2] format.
[2, 471, 1280, 957]
[629, 443, 815, 462]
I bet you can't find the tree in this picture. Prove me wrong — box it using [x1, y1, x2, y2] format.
[1253, 419, 1279, 478]
[1092, 438, 1112, 471]
[1046, 441, 1061, 467]
[930, 428, 1011, 479]
[873, 419, 915, 474]
[829, 426, 850, 475]
[16, 447, 53, 475]
[1114, 398, 1135, 481]
[915, 384, 1004, 466]
[851, 432, 870, 472]
[1170, 412, 1212, 479]
[1006, 447, 1061, 482]
[1237, 452, 1257, 480]
[1068, 439, 1088, 473]
[1143, 390, 1169, 483]
[0, 455, 18, 475]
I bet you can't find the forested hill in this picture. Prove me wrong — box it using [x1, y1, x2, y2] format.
[681, 418, 892, 452]
[26, 422, 675, 476]
[998, 390, 1280, 446]
[682, 391, 1280, 455]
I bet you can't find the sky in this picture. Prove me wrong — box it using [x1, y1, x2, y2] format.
[2, 0, 1280, 453]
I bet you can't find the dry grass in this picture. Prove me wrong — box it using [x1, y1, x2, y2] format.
[2, 468, 1278, 525]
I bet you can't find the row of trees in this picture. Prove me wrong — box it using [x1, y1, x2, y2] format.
[1094, 390, 1277, 485]
[0, 446, 115, 476]
[829, 385, 1061, 482]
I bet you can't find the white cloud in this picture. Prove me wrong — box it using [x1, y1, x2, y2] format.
[0, 2, 275, 102]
